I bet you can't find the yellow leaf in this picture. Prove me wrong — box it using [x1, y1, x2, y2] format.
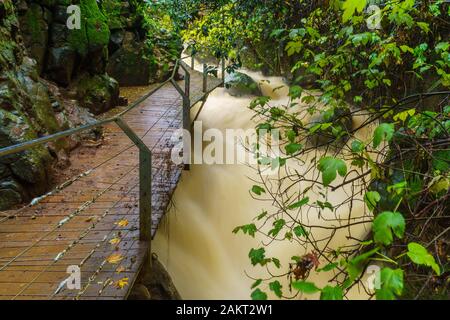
[109, 238, 121, 245]
[106, 254, 124, 264]
[115, 219, 129, 227]
[115, 278, 129, 289]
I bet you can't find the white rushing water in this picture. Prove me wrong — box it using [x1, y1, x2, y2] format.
[153, 63, 376, 300]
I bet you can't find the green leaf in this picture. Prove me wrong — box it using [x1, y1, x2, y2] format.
[288, 197, 310, 210]
[289, 85, 303, 100]
[364, 191, 381, 212]
[318, 157, 348, 186]
[256, 211, 268, 221]
[375, 268, 404, 300]
[373, 123, 395, 148]
[285, 143, 303, 155]
[251, 288, 268, 300]
[293, 225, 308, 238]
[292, 281, 320, 294]
[373, 212, 405, 246]
[317, 262, 338, 272]
[269, 219, 286, 237]
[272, 257, 281, 268]
[269, 281, 283, 298]
[233, 224, 257, 238]
[342, 0, 367, 22]
[249, 248, 267, 266]
[347, 248, 379, 281]
[252, 185, 266, 196]
[407, 243, 441, 275]
[251, 279, 262, 289]
[351, 140, 365, 153]
[320, 285, 344, 300]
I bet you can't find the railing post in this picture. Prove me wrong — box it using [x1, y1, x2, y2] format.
[185, 69, 190, 99]
[191, 55, 195, 70]
[203, 64, 208, 93]
[183, 96, 191, 171]
[221, 57, 226, 87]
[114, 118, 152, 265]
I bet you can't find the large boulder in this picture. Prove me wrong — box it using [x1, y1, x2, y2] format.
[18, 3, 49, 74]
[73, 74, 120, 114]
[225, 71, 262, 97]
[107, 32, 154, 86]
[46, 46, 76, 86]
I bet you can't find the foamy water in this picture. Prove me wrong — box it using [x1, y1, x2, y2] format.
[153, 61, 376, 300]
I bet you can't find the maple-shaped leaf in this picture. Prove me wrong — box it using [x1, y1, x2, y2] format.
[115, 219, 129, 227]
[115, 278, 129, 289]
[342, 0, 367, 22]
[107, 253, 124, 264]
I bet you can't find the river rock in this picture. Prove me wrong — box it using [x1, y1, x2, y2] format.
[225, 71, 262, 97]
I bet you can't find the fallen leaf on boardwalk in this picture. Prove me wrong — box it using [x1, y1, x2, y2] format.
[115, 278, 129, 289]
[116, 266, 126, 273]
[106, 253, 124, 264]
[115, 219, 129, 227]
[109, 238, 121, 245]
[85, 216, 97, 222]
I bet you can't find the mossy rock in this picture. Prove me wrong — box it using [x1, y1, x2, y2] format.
[67, 0, 110, 55]
[0, 179, 24, 210]
[225, 71, 262, 97]
[74, 73, 119, 114]
[46, 46, 76, 86]
[107, 44, 152, 86]
[18, 3, 49, 74]
[0, 109, 51, 198]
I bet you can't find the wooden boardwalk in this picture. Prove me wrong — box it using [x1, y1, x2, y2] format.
[0, 67, 222, 300]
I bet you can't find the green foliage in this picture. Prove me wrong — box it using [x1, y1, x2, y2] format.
[249, 248, 267, 266]
[407, 243, 441, 275]
[251, 288, 268, 300]
[375, 268, 404, 300]
[269, 281, 283, 298]
[212, 0, 450, 300]
[318, 157, 347, 186]
[342, 0, 367, 22]
[373, 212, 405, 246]
[291, 281, 320, 294]
[364, 191, 381, 212]
[320, 285, 344, 300]
[251, 185, 266, 196]
[373, 123, 395, 148]
[68, 0, 110, 55]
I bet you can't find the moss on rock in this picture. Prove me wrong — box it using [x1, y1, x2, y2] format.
[68, 0, 110, 55]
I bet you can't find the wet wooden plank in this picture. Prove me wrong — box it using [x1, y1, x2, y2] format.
[0, 68, 223, 300]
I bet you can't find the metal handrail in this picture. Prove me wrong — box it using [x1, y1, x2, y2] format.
[0, 50, 226, 264]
